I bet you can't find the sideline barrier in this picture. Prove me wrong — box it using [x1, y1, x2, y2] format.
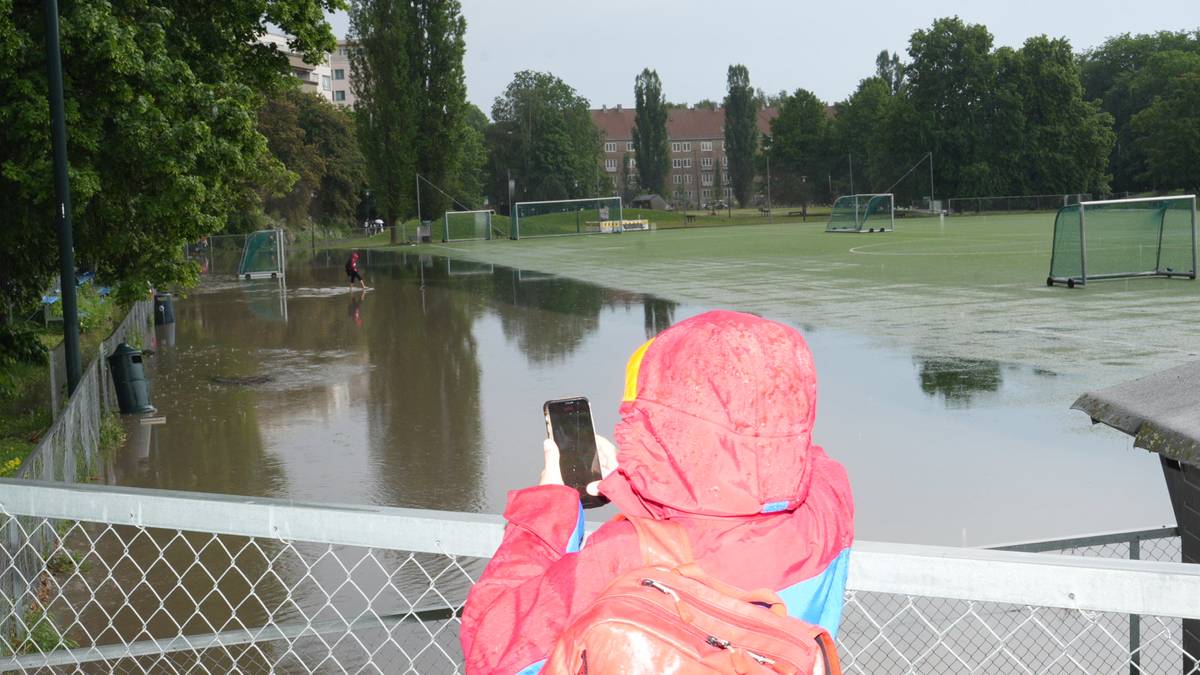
[0, 479, 1194, 673]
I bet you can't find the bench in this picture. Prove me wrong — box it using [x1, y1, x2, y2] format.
[787, 210, 807, 217]
[684, 214, 697, 224]
[758, 207, 770, 215]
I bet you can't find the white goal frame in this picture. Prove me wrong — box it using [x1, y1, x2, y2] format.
[511, 197, 623, 240]
[442, 209, 495, 242]
[826, 193, 895, 233]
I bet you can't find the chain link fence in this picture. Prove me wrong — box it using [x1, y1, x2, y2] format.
[0, 480, 1195, 673]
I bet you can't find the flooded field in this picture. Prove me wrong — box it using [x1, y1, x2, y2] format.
[110, 249, 1172, 547]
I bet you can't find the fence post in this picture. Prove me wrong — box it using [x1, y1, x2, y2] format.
[1130, 536, 1141, 675]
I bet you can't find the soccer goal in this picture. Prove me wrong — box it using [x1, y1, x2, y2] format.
[443, 209, 495, 242]
[826, 194, 894, 233]
[511, 197, 623, 240]
[237, 229, 285, 280]
[1047, 195, 1197, 287]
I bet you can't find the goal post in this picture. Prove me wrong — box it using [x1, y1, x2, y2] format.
[443, 209, 495, 242]
[237, 229, 285, 280]
[1047, 195, 1197, 287]
[511, 197, 623, 240]
[826, 194, 894, 233]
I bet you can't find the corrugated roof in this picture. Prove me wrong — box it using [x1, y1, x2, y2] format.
[592, 106, 778, 141]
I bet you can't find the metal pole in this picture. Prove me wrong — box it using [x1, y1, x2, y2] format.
[766, 151, 772, 224]
[1192, 195, 1198, 279]
[848, 153, 855, 197]
[415, 173, 422, 230]
[43, 0, 81, 394]
[1129, 536, 1141, 675]
[928, 151, 935, 212]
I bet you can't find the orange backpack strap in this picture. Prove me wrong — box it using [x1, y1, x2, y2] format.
[622, 516, 695, 569]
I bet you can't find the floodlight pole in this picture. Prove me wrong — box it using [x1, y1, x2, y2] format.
[848, 153, 855, 197]
[43, 0, 81, 395]
[415, 173, 422, 229]
[928, 151, 935, 211]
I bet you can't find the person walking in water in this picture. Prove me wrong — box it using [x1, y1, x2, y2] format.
[345, 251, 366, 290]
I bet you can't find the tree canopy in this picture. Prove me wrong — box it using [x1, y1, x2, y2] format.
[0, 0, 341, 322]
[487, 70, 602, 209]
[633, 69, 669, 197]
[723, 64, 759, 206]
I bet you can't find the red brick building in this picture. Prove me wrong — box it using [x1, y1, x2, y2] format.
[592, 105, 778, 207]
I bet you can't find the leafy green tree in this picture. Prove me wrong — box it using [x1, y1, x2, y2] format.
[769, 88, 829, 205]
[443, 104, 489, 208]
[257, 91, 322, 228]
[633, 69, 670, 196]
[829, 77, 894, 200]
[723, 64, 759, 206]
[1081, 31, 1200, 192]
[1006, 36, 1114, 194]
[875, 50, 905, 94]
[487, 70, 602, 205]
[0, 0, 340, 326]
[300, 93, 368, 225]
[617, 152, 637, 203]
[1131, 70, 1200, 190]
[905, 17, 1006, 197]
[350, 0, 468, 226]
[711, 162, 725, 207]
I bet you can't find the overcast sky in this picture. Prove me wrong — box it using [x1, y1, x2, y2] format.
[328, 1, 1200, 115]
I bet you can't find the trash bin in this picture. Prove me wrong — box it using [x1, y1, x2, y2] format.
[107, 343, 155, 414]
[154, 292, 175, 326]
[419, 221, 432, 244]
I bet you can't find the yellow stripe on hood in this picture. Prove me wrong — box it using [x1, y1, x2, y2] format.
[622, 338, 655, 402]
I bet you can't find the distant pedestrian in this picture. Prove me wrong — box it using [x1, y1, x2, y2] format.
[345, 252, 366, 289]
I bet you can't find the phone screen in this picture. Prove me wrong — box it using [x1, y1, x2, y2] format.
[544, 397, 608, 508]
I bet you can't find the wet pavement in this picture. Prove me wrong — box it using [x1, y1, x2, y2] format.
[110, 249, 1173, 547]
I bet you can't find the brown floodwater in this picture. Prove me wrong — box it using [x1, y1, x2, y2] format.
[109, 248, 1172, 547]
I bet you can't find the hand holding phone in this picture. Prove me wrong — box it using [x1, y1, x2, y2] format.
[543, 397, 610, 509]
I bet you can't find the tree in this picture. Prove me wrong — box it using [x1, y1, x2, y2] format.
[258, 90, 323, 228]
[617, 152, 637, 203]
[712, 162, 725, 207]
[905, 17, 1008, 197]
[768, 88, 829, 205]
[0, 0, 340, 328]
[487, 70, 602, 206]
[1131, 70, 1200, 190]
[875, 50, 905, 94]
[1081, 31, 1200, 192]
[1006, 36, 1114, 195]
[724, 64, 759, 206]
[444, 104, 489, 208]
[350, 0, 468, 226]
[633, 69, 670, 196]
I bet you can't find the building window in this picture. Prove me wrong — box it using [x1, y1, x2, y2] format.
[626, 141, 635, 151]
[338, 47, 348, 56]
[701, 173, 713, 186]
[702, 189, 712, 200]
[334, 69, 345, 80]
[701, 157, 714, 169]
[605, 142, 617, 153]
[685, 174, 694, 184]
[701, 141, 713, 152]
[722, 157, 728, 168]
[627, 157, 637, 168]
[721, 141, 726, 151]
[605, 159, 618, 172]
[671, 141, 693, 153]
[683, 142, 692, 152]
[334, 90, 346, 102]
[672, 158, 682, 168]
[673, 174, 683, 185]
[671, 142, 682, 153]
[722, 172, 730, 182]
[322, 75, 331, 91]
[724, 187, 733, 198]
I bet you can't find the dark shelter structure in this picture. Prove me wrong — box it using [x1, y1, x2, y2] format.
[1073, 361, 1200, 673]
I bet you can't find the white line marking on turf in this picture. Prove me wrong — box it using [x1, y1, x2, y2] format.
[430, 244, 468, 252]
[1010, 327, 1197, 354]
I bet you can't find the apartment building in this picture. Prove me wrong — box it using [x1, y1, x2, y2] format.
[258, 33, 334, 101]
[592, 105, 778, 207]
[329, 40, 357, 107]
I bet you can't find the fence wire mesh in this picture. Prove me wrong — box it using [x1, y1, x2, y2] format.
[0, 485, 1192, 674]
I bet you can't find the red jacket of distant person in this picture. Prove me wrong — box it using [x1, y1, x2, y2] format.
[461, 310, 855, 674]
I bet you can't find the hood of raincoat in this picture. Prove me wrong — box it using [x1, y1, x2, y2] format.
[598, 310, 820, 518]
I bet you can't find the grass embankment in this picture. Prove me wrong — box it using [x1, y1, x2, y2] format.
[0, 284, 128, 477]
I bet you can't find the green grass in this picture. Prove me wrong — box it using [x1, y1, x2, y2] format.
[402, 209, 1200, 392]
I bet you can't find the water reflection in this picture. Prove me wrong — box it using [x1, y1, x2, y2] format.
[915, 357, 1003, 407]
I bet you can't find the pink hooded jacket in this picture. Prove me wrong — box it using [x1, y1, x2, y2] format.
[461, 310, 855, 674]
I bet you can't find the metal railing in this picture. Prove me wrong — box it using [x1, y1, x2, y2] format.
[0, 479, 1195, 673]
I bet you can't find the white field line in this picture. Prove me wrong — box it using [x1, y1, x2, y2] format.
[1010, 326, 1199, 354]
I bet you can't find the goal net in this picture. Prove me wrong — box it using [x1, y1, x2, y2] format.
[443, 209, 495, 242]
[1048, 195, 1197, 287]
[237, 229, 285, 280]
[826, 194, 894, 232]
[511, 197, 623, 240]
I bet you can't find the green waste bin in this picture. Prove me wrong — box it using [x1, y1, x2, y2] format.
[154, 292, 174, 325]
[107, 343, 154, 414]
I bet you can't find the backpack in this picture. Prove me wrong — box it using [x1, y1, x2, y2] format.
[543, 517, 841, 675]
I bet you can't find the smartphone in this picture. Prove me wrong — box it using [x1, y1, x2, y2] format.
[544, 397, 609, 509]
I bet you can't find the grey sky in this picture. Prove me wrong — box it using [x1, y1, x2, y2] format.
[328, 1, 1200, 114]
